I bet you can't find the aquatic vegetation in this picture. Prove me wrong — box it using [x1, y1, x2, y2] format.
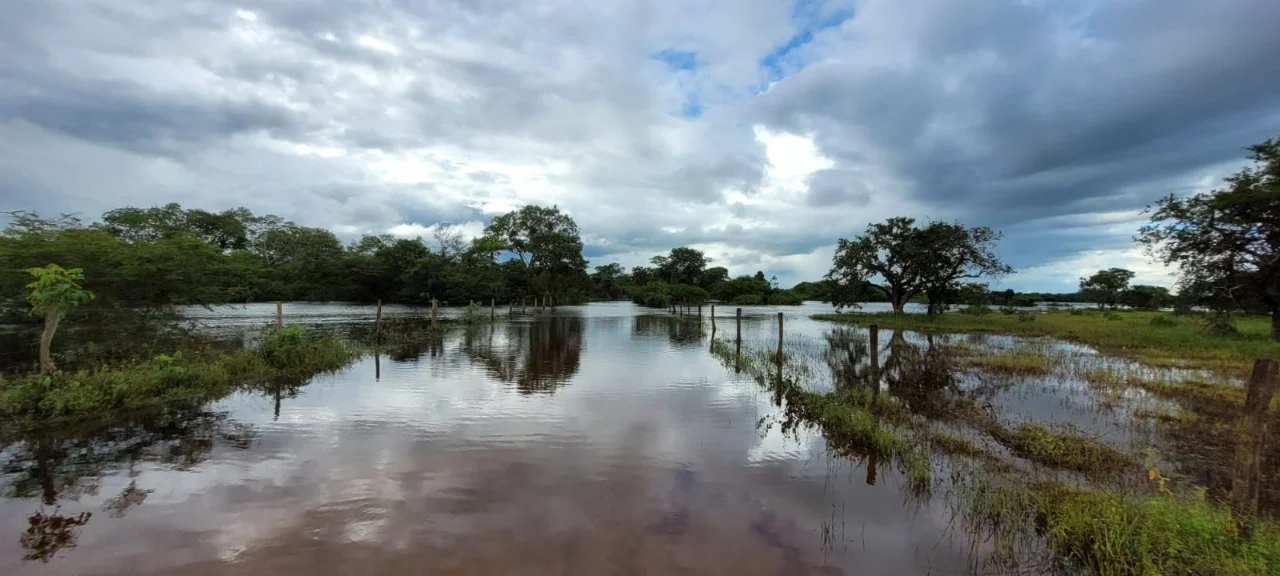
[0, 325, 355, 425]
[986, 423, 1131, 475]
[968, 351, 1053, 375]
[961, 480, 1280, 576]
[814, 309, 1279, 371]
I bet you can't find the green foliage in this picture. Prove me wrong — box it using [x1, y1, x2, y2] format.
[987, 423, 1130, 474]
[0, 204, 594, 311]
[1034, 487, 1280, 576]
[1079, 268, 1136, 309]
[0, 327, 354, 423]
[23, 265, 94, 315]
[960, 304, 994, 315]
[765, 290, 804, 305]
[1149, 314, 1177, 327]
[1138, 137, 1280, 338]
[1104, 312, 1124, 321]
[827, 217, 1012, 313]
[1122, 285, 1174, 310]
[731, 293, 764, 305]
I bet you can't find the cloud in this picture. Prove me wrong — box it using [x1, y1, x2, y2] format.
[2, 0, 1278, 290]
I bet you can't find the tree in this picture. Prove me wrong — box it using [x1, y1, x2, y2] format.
[24, 265, 94, 373]
[1078, 268, 1136, 309]
[826, 217, 1011, 313]
[698, 266, 729, 290]
[1138, 137, 1280, 338]
[590, 263, 627, 300]
[1121, 285, 1173, 310]
[650, 247, 709, 285]
[483, 205, 588, 301]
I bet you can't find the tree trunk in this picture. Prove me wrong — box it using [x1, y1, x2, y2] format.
[39, 307, 62, 374]
[1272, 307, 1280, 341]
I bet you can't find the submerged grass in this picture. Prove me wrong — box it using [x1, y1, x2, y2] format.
[814, 310, 1280, 372]
[987, 422, 1132, 475]
[968, 351, 1053, 375]
[0, 325, 356, 427]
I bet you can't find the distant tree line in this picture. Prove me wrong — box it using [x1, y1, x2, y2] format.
[587, 246, 816, 308]
[0, 203, 590, 317]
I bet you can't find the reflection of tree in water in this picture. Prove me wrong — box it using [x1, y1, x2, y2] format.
[20, 507, 91, 563]
[820, 328, 959, 417]
[464, 317, 584, 393]
[823, 327, 870, 388]
[633, 315, 704, 346]
[1, 402, 258, 563]
[880, 331, 959, 418]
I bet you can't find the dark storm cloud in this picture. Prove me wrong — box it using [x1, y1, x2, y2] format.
[754, 0, 1280, 228]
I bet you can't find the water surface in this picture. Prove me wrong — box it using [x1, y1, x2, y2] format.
[1, 303, 987, 575]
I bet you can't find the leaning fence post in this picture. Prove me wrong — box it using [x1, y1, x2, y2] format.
[735, 308, 742, 344]
[1231, 358, 1279, 539]
[710, 304, 716, 333]
[375, 299, 383, 342]
[275, 301, 283, 329]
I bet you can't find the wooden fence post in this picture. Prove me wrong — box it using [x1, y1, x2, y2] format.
[735, 308, 742, 344]
[869, 324, 880, 392]
[776, 312, 784, 362]
[431, 299, 438, 329]
[710, 304, 716, 333]
[375, 299, 382, 342]
[275, 301, 283, 329]
[1231, 358, 1279, 539]
[491, 298, 496, 322]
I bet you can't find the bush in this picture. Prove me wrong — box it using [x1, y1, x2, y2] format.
[1, 325, 355, 423]
[1104, 312, 1123, 321]
[1068, 308, 1086, 316]
[960, 304, 993, 316]
[766, 291, 803, 305]
[1149, 315, 1177, 328]
[732, 293, 764, 305]
[1017, 313, 1036, 323]
[998, 306, 1021, 315]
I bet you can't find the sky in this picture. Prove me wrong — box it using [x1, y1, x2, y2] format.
[2, 0, 1279, 292]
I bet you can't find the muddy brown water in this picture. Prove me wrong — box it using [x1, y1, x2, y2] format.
[1, 303, 994, 575]
[0, 302, 1258, 575]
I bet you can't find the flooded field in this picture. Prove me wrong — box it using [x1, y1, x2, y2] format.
[0, 302, 1273, 575]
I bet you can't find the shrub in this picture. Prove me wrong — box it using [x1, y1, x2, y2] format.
[732, 293, 764, 305]
[1017, 313, 1036, 323]
[1149, 315, 1177, 328]
[1068, 308, 1086, 316]
[766, 291, 804, 305]
[960, 304, 994, 316]
[1104, 312, 1123, 321]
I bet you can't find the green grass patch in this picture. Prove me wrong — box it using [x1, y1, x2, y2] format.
[987, 422, 1132, 475]
[0, 325, 356, 426]
[813, 310, 1280, 372]
[1036, 487, 1280, 576]
[969, 351, 1053, 375]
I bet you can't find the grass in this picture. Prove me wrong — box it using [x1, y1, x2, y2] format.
[1037, 486, 1280, 576]
[814, 309, 1280, 372]
[968, 351, 1054, 375]
[963, 481, 1280, 576]
[987, 422, 1132, 475]
[1083, 367, 1280, 417]
[0, 325, 356, 426]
